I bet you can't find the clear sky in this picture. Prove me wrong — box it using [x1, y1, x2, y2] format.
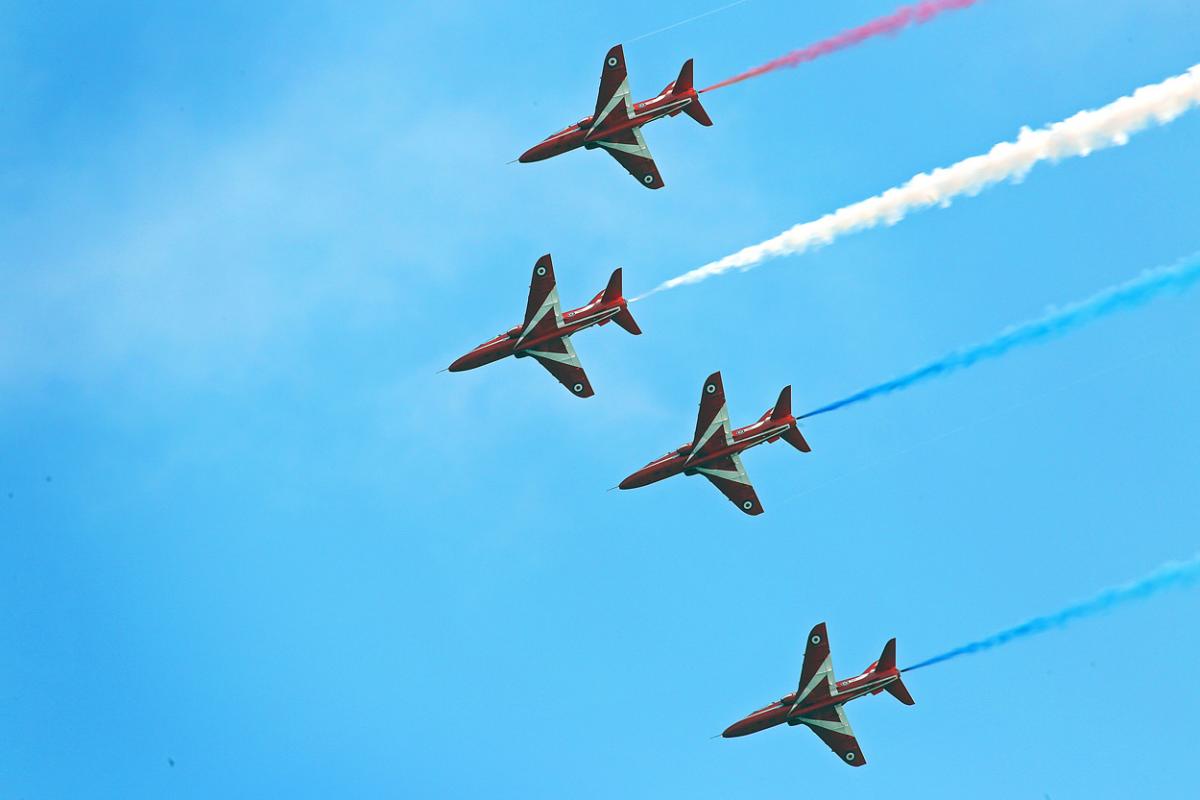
[3, 1, 1199, 796]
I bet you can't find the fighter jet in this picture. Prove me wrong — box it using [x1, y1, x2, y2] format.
[448, 254, 640, 397]
[722, 623, 916, 767]
[518, 44, 713, 189]
[618, 371, 809, 515]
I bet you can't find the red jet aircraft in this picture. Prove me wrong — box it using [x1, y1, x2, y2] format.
[722, 623, 916, 766]
[518, 44, 713, 189]
[618, 371, 810, 515]
[448, 254, 640, 397]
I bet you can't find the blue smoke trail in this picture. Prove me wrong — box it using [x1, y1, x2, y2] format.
[903, 553, 1200, 672]
[798, 253, 1200, 420]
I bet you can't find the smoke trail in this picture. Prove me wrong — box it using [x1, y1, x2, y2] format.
[904, 552, 1200, 672]
[797, 252, 1200, 420]
[637, 64, 1200, 300]
[701, 0, 979, 93]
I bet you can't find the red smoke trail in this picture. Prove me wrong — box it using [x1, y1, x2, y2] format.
[700, 0, 979, 93]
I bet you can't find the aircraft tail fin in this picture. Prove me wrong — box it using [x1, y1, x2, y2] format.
[601, 267, 623, 304]
[602, 268, 642, 335]
[770, 386, 810, 451]
[876, 638, 897, 672]
[673, 59, 695, 94]
[875, 639, 916, 705]
[770, 385, 792, 420]
[673, 59, 714, 126]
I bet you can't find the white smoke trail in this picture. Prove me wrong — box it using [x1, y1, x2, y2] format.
[636, 64, 1200, 300]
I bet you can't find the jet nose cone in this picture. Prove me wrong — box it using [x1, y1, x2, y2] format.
[517, 146, 540, 163]
[619, 468, 657, 489]
[721, 722, 745, 738]
[447, 354, 472, 372]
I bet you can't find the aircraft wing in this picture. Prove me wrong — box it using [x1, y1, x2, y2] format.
[795, 623, 836, 705]
[525, 336, 595, 397]
[794, 704, 867, 767]
[518, 254, 563, 346]
[788, 624, 866, 765]
[687, 371, 732, 463]
[694, 452, 763, 515]
[591, 45, 633, 132]
[595, 126, 665, 189]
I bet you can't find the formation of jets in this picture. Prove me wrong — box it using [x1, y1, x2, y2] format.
[451, 43, 914, 768]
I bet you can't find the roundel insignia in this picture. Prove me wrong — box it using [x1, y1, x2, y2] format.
[742, 500, 754, 510]
[536, 266, 546, 276]
[643, 174, 654, 184]
[811, 634, 821, 644]
[573, 383, 584, 393]
[845, 752, 856, 762]
[607, 56, 618, 67]
[706, 384, 716, 394]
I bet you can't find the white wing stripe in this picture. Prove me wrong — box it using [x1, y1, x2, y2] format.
[687, 403, 731, 463]
[590, 78, 632, 134]
[694, 451, 752, 485]
[516, 286, 562, 346]
[694, 466, 746, 483]
[796, 654, 834, 705]
[597, 126, 656, 162]
[796, 705, 855, 737]
[525, 336, 581, 367]
[596, 141, 647, 156]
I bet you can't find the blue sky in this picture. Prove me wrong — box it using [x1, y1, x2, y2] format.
[3, 1, 1199, 796]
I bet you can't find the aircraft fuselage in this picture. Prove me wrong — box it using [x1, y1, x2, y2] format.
[518, 89, 697, 164]
[618, 414, 797, 490]
[449, 296, 623, 373]
[723, 664, 904, 738]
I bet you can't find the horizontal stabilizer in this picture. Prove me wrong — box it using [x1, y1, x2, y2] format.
[885, 678, 915, 706]
[782, 428, 811, 453]
[614, 306, 642, 335]
[684, 95, 713, 127]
